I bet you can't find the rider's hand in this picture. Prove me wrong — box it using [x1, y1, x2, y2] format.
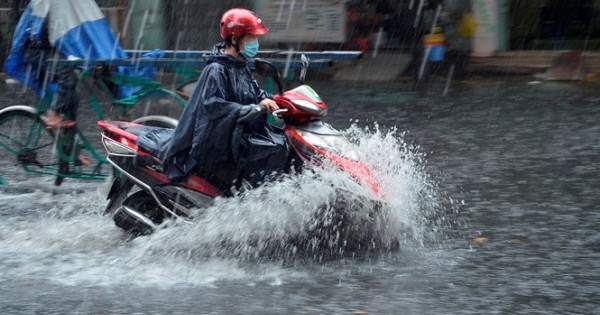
[260, 98, 279, 112]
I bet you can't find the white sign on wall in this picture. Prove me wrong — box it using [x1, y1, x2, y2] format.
[256, 0, 347, 43]
[472, 0, 507, 56]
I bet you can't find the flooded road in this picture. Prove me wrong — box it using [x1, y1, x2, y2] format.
[1, 78, 599, 314]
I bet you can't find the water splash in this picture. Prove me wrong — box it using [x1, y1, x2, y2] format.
[344, 123, 450, 245]
[118, 123, 451, 262]
[0, 124, 454, 287]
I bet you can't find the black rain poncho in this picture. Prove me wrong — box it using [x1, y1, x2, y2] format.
[156, 46, 288, 186]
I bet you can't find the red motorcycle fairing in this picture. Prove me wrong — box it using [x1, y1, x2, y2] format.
[274, 85, 327, 125]
[324, 152, 381, 197]
[283, 121, 382, 197]
[98, 120, 222, 197]
[138, 167, 222, 198]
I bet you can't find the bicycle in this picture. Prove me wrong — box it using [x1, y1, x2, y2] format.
[0, 57, 190, 186]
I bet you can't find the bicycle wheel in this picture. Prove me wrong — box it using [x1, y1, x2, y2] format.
[132, 115, 178, 128]
[125, 89, 185, 122]
[176, 79, 197, 98]
[0, 107, 58, 177]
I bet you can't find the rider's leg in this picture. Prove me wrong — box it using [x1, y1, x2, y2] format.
[20, 47, 75, 129]
[45, 64, 90, 166]
[45, 64, 78, 129]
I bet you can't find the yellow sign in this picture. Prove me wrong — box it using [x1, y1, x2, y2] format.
[458, 12, 478, 38]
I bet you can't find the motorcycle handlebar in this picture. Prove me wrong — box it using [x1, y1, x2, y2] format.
[272, 108, 289, 117]
[271, 108, 289, 120]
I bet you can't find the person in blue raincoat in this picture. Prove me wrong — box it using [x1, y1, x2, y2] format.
[4, 0, 130, 130]
[158, 8, 288, 189]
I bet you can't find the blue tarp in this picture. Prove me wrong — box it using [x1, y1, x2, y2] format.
[3, 0, 160, 98]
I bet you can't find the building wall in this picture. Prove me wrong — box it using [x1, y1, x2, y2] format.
[0, 8, 11, 70]
[509, 0, 600, 50]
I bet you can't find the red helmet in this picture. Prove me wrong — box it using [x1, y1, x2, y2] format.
[220, 8, 268, 39]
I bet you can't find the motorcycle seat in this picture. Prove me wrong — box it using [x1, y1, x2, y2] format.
[123, 125, 167, 137]
[133, 127, 175, 158]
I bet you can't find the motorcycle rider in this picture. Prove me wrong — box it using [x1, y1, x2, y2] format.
[158, 8, 288, 189]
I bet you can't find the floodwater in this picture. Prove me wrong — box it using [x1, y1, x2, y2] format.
[1, 77, 599, 314]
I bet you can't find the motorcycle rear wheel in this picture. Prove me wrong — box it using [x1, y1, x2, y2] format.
[113, 190, 165, 236]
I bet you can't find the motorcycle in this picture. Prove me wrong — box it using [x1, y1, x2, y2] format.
[98, 57, 387, 251]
